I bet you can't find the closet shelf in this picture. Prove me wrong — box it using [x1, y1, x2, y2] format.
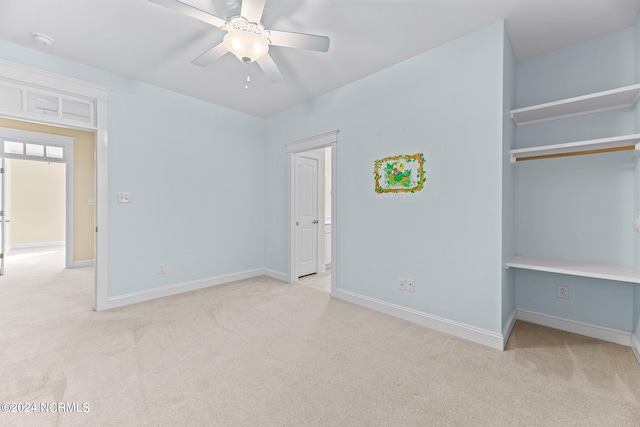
[510, 84, 640, 126]
[509, 134, 640, 163]
[505, 256, 640, 284]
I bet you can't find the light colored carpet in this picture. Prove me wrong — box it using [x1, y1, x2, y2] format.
[1, 248, 639, 426]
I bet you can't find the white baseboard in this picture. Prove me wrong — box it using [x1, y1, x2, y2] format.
[630, 334, 640, 364]
[10, 241, 64, 250]
[72, 259, 94, 268]
[263, 268, 288, 282]
[98, 268, 266, 311]
[516, 309, 631, 347]
[334, 289, 504, 350]
[502, 309, 517, 348]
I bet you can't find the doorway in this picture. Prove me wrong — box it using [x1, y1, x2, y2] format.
[4, 158, 66, 274]
[286, 130, 338, 295]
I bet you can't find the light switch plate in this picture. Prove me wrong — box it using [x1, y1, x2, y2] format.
[118, 192, 131, 203]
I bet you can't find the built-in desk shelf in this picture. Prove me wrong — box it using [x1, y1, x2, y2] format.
[510, 84, 640, 126]
[509, 134, 640, 163]
[505, 256, 640, 284]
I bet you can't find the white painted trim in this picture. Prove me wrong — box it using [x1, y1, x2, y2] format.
[334, 289, 504, 350]
[94, 98, 108, 311]
[9, 241, 64, 250]
[330, 141, 337, 297]
[73, 259, 94, 268]
[99, 268, 266, 310]
[286, 130, 339, 296]
[0, 60, 110, 102]
[631, 334, 640, 365]
[516, 309, 631, 346]
[263, 268, 289, 282]
[285, 130, 339, 153]
[0, 127, 77, 145]
[502, 309, 517, 349]
[0, 60, 110, 312]
[65, 144, 74, 269]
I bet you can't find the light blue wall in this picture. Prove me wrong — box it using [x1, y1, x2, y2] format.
[0, 41, 266, 297]
[516, 269, 633, 330]
[514, 27, 636, 330]
[264, 22, 507, 333]
[502, 29, 516, 329]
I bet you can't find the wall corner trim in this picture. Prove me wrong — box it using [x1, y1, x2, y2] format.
[516, 309, 631, 346]
[72, 259, 95, 268]
[263, 268, 288, 282]
[631, 334, 640, 365]
[502, 309, 517, 349]
[334, 289, 504, 350]
[96, 268, 289, 311]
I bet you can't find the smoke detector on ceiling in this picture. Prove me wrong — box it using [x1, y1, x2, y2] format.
[33, 33, 53, 46]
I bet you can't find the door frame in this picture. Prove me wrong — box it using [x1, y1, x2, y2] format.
[286, 130, 339, 295]
[0, 128, 75, 269]
[0, 60, 110, 311]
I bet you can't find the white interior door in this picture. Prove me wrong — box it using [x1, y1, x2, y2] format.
[295, 155, 318, 277]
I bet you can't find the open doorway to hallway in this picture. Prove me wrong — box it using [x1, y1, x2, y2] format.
[0, 117, 96, 306]
[4, 158, 66, 272]
[295, 146, 332, 293]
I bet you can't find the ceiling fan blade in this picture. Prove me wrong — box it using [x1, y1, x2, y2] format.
[256, 54, 285, 83]
[268, 30, 330, 52]
[240, 0, 266, 23]
[149, 0, 227, 29]
[191, 42, 229, 67]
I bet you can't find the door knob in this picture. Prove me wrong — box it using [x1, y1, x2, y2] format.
[312, 220, 318, 224]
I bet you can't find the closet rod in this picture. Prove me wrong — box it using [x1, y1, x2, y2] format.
[516, 145, 635, 162]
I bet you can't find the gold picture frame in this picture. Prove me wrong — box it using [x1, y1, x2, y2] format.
[374, 153, 426, 193]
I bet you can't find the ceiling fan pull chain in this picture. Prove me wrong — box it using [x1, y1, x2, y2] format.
[245, 65, 251, 90]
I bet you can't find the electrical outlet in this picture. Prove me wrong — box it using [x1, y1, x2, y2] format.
[158, 263, 166, 275]
[118, 192, 131, 203]
[399, 278, 406, 291]
[557, 285, 568, 299]
[406, 279, 415, 293]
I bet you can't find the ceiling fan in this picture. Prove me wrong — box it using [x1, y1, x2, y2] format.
[149, 0, 330, 83]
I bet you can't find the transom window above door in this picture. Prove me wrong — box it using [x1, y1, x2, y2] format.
[2, 140, 66, 162]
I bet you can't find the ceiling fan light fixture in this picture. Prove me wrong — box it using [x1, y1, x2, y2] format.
[223, 30, 269, 63]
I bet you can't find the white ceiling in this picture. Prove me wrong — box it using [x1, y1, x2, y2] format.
[0, 0, 638, 118]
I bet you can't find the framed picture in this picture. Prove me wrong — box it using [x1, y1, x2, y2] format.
[374, 153, 426, 193]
